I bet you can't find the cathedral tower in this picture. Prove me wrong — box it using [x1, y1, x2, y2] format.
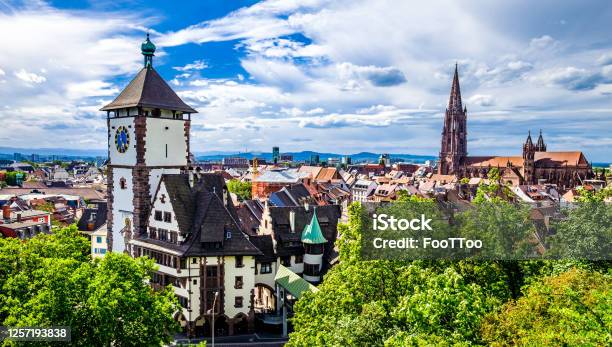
[522, 131, 536, 184]
[438, 64, 468, 175]
[102, 34, 197, 253]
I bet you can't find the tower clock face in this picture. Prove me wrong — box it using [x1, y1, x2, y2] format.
[115, 126, 130, 153]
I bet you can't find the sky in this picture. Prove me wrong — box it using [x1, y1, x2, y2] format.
[0, 0, 611, 162]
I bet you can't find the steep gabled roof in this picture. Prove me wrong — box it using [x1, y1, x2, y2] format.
[163, 175, 196, 234]
[101, 67, 197, 113]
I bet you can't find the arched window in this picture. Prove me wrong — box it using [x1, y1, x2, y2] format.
[119, 177, 127, 189]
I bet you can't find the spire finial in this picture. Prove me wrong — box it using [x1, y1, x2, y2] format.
[141, 32, 156, 68]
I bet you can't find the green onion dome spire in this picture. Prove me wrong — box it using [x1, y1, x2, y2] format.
[141, 33, 156, 68]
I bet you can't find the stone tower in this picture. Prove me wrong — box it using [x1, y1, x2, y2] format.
[438, 64, 468, 175]
[102, 34, 197, 254]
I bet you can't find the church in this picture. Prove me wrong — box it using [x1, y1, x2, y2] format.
[438, 65, 593, 189]
[102, 35, 338, 337]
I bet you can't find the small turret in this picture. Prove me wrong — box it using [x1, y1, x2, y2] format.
[301, 210, 327, 284]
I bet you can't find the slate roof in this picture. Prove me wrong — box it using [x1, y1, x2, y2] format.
[269, 184, 316, 207]
[101, 67, 197, 113]
[249, 234, 276, 262]
[77, 200, 107, 232]
[163, 175, 196, 234]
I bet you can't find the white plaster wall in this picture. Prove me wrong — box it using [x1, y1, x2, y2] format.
[148, 168, 180, 201]
[147, 181, 181, 235]
[112, 168, 134, 212]
[144, 118, 188, 167]
[254, 262, 277, 289]
[287, 255, 304, 274]
[109, 117, 136, 166]
[111, 168, 133, 253]
[223, 256, 255, 319]
[304, 253, 323, 266]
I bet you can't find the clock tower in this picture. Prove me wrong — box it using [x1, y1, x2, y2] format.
[102, 34, 197, 253]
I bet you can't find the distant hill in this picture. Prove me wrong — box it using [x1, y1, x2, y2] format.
[195, 150, 437, 163]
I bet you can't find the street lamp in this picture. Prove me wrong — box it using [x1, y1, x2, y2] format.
[211, 291, 219, 347]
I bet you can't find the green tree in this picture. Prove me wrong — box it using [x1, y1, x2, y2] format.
[226, 179, 252, 201]
[481, 268, 611, 346]
[0, 226, 180, 346]
[473, 167, 512, 203]
[547, 201, 612, 260]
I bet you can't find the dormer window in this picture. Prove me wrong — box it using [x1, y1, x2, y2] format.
[226, 231, 232, 239]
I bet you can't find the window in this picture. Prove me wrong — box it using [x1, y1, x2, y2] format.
[177, 296, 188, 309]
[154, 210, 162, 221]
[96, 236, 103, 243]
[193, 279, 198, 285]
[305, 263, 320, 276]
[235, 256, 244, 268]
[260, 263, 272, 274]
[235, 276, 243, 289]
[192, 258, 197, 264]
[163, 212, 172, 223]
[170, 231, 177, 244]
[234, 296, 243, 308]
[100, 249, 106, 254]
[206, 266, 218, 278]
[119, 177, 127, 190]
[294, 254, 303, 264]
[281, 257, 291, 266]
[149, 227, 157, 239]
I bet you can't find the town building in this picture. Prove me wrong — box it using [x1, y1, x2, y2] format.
[77, 200, 108, 257]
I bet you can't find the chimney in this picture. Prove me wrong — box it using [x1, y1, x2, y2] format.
[289, 210, 296, 233]
[2, 204, 10, 220]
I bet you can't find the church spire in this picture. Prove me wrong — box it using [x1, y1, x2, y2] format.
[536, 129, 547, 152]
[448, 63, 463, 110]
[525, 130, 533, 147]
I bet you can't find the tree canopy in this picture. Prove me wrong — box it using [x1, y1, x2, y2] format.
[227, 179, 252, 201]
[0, 225, 179, 346]
[289, 199, 612, 346]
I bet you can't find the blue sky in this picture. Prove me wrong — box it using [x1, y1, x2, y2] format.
[0, 0, 611, 161]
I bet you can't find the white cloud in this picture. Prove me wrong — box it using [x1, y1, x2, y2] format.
[14, 69, 46, 84]
[173, 60, 208, 71]
[530, 66, 605, 91]
[467, 94, 495, 107]
[597, 53, 612, 66]
[529, 35, 558, 50]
